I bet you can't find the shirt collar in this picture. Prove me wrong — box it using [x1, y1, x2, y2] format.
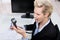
[36, 19, 50, 32]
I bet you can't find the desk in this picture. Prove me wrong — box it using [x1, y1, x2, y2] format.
[0, 13, 34, 40]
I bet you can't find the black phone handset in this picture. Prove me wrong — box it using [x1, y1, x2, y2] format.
[11, 18, 17, 28]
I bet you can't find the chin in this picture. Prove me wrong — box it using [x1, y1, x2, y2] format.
[35, 20, 40, 23]
[36, 21, 39, 23]
[37, 21, 41, 23]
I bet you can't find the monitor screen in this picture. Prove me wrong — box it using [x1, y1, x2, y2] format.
[11, 0, 34, 13]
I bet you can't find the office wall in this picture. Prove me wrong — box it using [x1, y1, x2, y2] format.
[0, 0, 11, 14]
[50, 0, 60, 16]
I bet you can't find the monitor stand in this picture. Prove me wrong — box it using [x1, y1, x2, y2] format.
[21, 12, 34, 19]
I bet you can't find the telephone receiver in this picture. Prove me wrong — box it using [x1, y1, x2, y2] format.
[11, 18, 17, 28]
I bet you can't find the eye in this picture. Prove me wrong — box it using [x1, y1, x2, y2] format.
[37, 13, 40, 15]
[38, 5, 43, 8]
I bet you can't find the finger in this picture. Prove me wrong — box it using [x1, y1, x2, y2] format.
[17, 26, 23, 30]
[12, 26, 17, 30]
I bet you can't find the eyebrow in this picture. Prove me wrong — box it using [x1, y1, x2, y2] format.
[37, 5, 44, 8]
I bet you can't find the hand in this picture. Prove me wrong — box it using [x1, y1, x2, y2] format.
[10, 26, 27, 38]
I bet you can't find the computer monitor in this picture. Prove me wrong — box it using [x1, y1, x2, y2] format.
[11, 0, 34, 18]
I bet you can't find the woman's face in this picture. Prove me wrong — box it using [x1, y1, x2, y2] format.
[34, 6, 45, 23]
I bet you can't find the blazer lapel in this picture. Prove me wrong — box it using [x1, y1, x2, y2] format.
[32, 20, 54, 37]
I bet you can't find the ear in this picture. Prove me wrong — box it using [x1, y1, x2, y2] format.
[44, 13, 49, 18]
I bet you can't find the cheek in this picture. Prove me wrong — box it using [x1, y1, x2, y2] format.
[38, 15, 44, 20]
[34, 14, 38, 19]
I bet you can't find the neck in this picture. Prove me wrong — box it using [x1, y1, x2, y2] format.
[38, 18, 49, 29]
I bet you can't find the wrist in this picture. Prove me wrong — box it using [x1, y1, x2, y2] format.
[23, 33, 27, 38]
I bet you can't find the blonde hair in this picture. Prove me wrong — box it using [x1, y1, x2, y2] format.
[34, 0, 53, 17]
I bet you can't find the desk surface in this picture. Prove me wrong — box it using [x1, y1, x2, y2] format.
[0, 13, 34, 40]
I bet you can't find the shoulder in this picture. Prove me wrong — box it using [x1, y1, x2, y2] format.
[54, 24, 59, 32]
[44, 20, 59, 37]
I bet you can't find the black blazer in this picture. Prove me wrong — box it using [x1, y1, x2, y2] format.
[57, 32, 60, 40]
[25, 20, 59, 40]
